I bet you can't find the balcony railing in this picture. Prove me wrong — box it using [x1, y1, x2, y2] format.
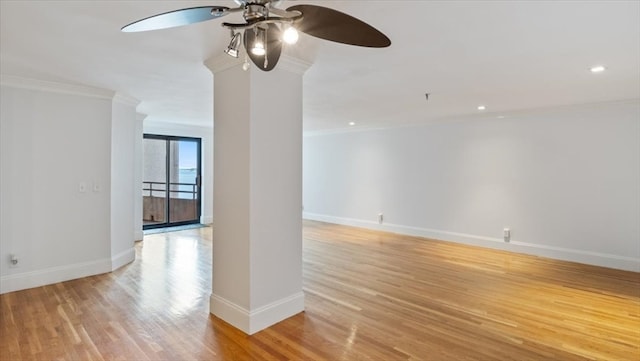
[143, 181, 199, 224]
[143, 181, 198, 200]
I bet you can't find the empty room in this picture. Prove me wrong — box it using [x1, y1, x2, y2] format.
[1, 1, 639, 360]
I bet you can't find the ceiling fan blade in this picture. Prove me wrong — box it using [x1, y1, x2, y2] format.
[122, 6, 230, 32]
[243, 24, 283, 72]
[286, 5, 391, 48]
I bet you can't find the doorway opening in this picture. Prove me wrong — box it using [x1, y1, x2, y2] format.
[143, 134, 202, 230]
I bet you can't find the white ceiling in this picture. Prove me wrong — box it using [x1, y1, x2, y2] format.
[1, 1, 639, 132]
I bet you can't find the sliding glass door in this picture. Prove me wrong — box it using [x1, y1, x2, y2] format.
[143, 135, 201, 229]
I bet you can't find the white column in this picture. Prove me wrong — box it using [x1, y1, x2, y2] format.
[133, 113, 146, 242]
[205, 54, 310, 335]
[110, 94, 140, 270]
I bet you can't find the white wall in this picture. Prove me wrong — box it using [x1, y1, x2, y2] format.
[143, 121, 214, 224]
[133, 114, 145, 241]
[0, 77, 138, 294]
[303, 100, 640, 271]
[110, 95, 139, 268]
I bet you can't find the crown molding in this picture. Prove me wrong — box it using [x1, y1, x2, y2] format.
[277, 55, 312, 75]
[204, 54, 244, 74]
[144, 119, 214, 131]
[304, 98, 640, 137]
[113, 93, 140, 107]
[0, 74, 115, 100]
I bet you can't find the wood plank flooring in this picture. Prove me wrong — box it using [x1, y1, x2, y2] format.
[1, 221, 639, 360]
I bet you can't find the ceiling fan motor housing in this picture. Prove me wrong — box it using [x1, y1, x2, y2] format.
[234, 0, 273, 5]
[243, 4, 268, 22]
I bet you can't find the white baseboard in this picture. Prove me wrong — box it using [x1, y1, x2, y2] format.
[134, 230, 144, 242]
[0, 247, 136, 295]
[303, 212, 640, 272]
[111, 247, 135, 271]
[0, 258, 111, 294]
[210, 291, 305, 335]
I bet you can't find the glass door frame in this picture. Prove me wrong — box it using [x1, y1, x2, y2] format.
[143, 134, 202, 230]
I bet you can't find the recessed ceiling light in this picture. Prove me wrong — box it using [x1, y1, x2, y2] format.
[477, 105, 486, 111]
[349, 122, 355, 126]
[590, 65, 606, 73]
[497, 115, 505, 119]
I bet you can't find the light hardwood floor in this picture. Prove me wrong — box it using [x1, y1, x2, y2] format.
[1, 221, 638, 360]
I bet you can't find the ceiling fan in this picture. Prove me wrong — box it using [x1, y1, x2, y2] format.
[122, 0, 391, 72]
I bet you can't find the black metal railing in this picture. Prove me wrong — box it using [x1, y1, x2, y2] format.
[143, 181, 198, 200]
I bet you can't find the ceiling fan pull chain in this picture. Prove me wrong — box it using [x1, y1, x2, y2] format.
[263, 29, 269, 69]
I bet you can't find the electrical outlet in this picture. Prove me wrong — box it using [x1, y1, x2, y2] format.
[378, 213, 384, 224]
[503, 228, 511, 243]
[9, 254, 19, 268]
[79, 182, 87, 193]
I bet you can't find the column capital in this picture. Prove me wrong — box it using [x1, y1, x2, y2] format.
[278, 55, 313, 75]
[113, 93, 141, 108]
[204, 53, 244, 74]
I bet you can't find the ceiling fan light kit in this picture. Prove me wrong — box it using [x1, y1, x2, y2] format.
[282, 26, 299, 44]
[122, 0, 391, 72]
[224, 30, 242, 58]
